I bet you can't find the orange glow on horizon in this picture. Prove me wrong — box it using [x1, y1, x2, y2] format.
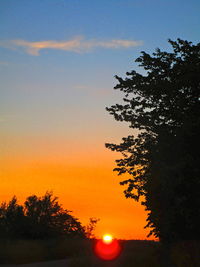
[1, 135, 153, 240]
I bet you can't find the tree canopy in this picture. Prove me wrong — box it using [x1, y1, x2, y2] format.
[106, 39, 200, 242]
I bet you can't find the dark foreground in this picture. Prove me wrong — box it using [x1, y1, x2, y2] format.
[0, 238, 199, 267]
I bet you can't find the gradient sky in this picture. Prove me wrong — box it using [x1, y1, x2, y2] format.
[1, 0, 200, 239]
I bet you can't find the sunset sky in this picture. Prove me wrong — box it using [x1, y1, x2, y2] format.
[1, 0, 199, 239]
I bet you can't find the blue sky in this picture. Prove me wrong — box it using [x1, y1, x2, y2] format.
[0, 0, 200, 239]
[1, 0, 199, 137]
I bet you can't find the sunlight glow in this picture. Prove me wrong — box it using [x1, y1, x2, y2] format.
[94, 235, 121, 260]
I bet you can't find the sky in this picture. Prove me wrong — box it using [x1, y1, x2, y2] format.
[0, 0, 200, 239]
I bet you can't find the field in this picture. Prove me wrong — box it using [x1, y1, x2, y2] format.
[0, 238, 199, 267]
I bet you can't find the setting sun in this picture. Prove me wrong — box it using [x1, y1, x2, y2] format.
[103, 234, 113, 244]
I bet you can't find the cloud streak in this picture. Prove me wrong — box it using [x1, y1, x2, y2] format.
[0, 37, 143, 55]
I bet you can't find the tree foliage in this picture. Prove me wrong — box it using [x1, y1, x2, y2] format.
[106, 39, 200, 242]
[0, 192, 85, 239]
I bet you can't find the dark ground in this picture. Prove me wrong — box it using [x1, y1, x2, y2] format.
[0, 238, 199, 267]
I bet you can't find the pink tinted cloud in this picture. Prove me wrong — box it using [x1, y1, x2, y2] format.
[0, 37, 143, 55]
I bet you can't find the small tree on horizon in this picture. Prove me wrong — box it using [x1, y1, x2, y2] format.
[84, 217, 100, 239]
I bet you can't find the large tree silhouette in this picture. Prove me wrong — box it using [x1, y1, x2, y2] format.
[106, 39, 200, 242]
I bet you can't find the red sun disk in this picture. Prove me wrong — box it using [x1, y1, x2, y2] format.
[94, 239, 121, 260]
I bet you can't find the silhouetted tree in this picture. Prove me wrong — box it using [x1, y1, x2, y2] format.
[0, 196, 26, 239]
[0, 192, 85, 239]
[24, 191, 85, 239]
[84, 217, 100, 239]
[106, 39, 200, 243]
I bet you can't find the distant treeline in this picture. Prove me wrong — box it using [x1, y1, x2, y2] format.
[0, 191, 98, 240]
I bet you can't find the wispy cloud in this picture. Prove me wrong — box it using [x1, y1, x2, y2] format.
[0, 61, 9, 66]
[0, 36, 143, 56]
